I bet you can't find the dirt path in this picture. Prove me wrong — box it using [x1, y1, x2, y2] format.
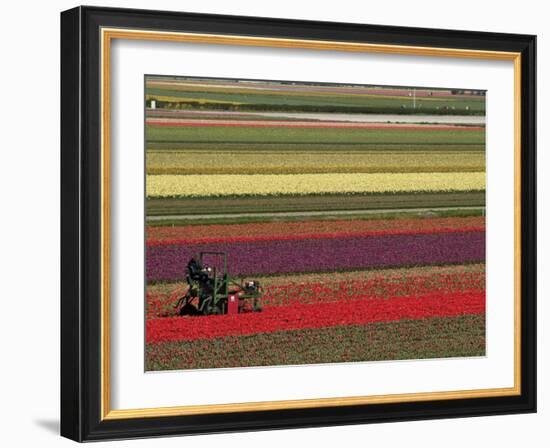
[254, 112, 486, 125]
[146, 118, 484, 130]
[146, 206, 485, 221]
[147, 109, 486, 125]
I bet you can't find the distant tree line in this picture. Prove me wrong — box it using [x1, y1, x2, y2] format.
[450, 89, 486, 96]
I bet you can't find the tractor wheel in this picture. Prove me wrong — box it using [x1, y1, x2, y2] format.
[178, 303, 199, 316]
[253, 303, 263, 312]
[210, 305, 222, 315]
[199, 297, 212, 315]
[200, 297, 223, 315]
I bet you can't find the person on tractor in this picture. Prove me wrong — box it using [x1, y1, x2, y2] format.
[187, 256, 213, 284]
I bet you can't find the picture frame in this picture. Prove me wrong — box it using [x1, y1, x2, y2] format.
[60, 5, 536, 442]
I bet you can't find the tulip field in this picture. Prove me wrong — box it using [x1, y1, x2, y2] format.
[144, 76, 486, 371]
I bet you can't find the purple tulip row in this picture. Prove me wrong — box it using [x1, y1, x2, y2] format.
[146, 231, 485, 282]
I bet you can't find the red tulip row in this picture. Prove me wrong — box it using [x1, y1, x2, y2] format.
[146, 227, 485, 247]
[145, 314, 486, 371]
[146, 269, 485, 319]
[146, 289, 485, 343]
[146, 216, 485, 247]
[260, 271, 484, 307]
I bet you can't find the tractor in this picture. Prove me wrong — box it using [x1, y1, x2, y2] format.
[174, 251, 263, 316]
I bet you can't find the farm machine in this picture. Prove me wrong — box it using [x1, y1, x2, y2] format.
[174, 251, 263, 316]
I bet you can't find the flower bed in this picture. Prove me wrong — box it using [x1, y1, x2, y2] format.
[146, 289, 485, 343]
[146, 231, 485, 281]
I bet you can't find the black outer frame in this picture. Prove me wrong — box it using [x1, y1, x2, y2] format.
[60, 5, 536, 442]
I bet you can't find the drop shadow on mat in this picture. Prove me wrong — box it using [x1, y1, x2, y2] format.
[34, 419, 59, 435]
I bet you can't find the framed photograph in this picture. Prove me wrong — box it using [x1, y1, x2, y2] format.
[60, 6, 536, 441]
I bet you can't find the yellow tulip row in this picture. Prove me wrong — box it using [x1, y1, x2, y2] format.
[146, 151, 485, 175]
[146, 172, 485, 198]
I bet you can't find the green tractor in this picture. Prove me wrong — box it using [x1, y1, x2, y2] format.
[174, 251, 263, 316]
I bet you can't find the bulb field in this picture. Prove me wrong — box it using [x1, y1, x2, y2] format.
[144, 76, 487, 370]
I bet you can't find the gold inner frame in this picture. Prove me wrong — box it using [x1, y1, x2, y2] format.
[100, 27, 522, 420]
